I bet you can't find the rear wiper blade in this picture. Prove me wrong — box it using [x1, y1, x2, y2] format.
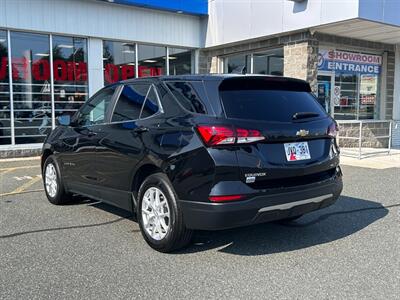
[292, 112, 320, 120]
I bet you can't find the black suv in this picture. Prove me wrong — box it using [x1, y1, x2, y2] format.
[41, 75, 342, 252]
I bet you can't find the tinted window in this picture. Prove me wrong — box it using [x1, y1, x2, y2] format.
[77, 86, 115, 126]
[140, 86, 160, 118]
[166, 82, 206, 114]
[220, 90, 326, 122]
[111, 84, 149, 122]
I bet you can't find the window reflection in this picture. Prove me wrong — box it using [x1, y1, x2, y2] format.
[138, 44, 166, 77]
[169, 48, 192, 75]
[52, 35, 88, 120]
[223, 48, 284, 76]
[224, 54, 251, 74]
[253, 49, 283, 75]
[0, 30, 10, 145]
[11, 32, 51, 144]
[103, 41, 136, 84]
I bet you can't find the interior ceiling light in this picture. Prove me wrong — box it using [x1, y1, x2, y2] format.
[143, 59, 157, 63]
[0, 39, 6, 43]
[57, 44, 73, 49]
[122, 50, 135, 54]
[35, 53, 49, 57]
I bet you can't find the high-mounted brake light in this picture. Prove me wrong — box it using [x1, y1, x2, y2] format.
[328, 123, 338, 138]
[196, 125, 265, 146]
[209, 195, 246, 202]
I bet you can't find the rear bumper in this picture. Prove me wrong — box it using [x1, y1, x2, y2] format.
[179, 175, 343, 230]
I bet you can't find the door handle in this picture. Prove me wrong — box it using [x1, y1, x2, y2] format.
[133, 126, 149, 134]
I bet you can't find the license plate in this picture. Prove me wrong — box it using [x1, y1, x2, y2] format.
[284, 142, 311, 161]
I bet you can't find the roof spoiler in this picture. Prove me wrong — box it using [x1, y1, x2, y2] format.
[219, 76, 311, 92]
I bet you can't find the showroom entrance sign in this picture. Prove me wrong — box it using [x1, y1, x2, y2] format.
[318, 49, 382, 75]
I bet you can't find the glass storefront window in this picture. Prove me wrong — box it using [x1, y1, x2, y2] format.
[103, 41, 136, 85]
[138, 44, 166, 77]
[169, 48, 192, 75]
[224, 54, 251, 74]
[253, 49, 283, 76]
[11, 32, 51, 144]
[359, 74, 379, 119]
[53, 35, 88, 120]
[223, 48, 284, 75]
[0, 30, 11, 145]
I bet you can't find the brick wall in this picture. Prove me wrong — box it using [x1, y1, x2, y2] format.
[283, 39, 319, 94]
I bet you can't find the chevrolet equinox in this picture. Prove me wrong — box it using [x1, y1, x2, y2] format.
[41, 75, 343, 252]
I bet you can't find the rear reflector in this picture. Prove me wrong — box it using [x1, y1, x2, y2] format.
[197, 125, 265, 146]
[209, 195, 245, 202]
[328, 123, 338, 138]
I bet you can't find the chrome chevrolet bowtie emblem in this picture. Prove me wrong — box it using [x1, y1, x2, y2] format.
[296, 129, 309, 137]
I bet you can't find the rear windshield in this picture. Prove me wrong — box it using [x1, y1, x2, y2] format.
[220, 89, 327, 122]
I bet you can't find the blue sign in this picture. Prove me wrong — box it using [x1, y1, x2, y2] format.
[99, 0, 208, 15]
[318, 49, 382, 75]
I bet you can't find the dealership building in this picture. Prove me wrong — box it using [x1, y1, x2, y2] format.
[0, 0, 400, 156]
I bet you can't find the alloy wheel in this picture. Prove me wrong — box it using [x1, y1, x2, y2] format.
[141, 187, 171, 240]
[45, 163, 58, 198]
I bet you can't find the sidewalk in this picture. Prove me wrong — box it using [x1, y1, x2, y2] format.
[340, 148, 400, 169]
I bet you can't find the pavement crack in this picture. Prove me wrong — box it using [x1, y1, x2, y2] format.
[0, 216, 134, 239]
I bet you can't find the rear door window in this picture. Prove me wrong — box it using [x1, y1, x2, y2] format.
[219, 80, 327, 122]
[165, 81, 207, 114]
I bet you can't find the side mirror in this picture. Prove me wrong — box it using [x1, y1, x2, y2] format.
[57, 114, 71, 126]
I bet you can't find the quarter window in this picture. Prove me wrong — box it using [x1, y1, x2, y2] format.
[140, 86, 159, 118]
[165, 82, 206, 114]
[112, 84, 159, 122]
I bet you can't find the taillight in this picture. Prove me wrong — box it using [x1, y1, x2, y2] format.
[328, 123, 338, 138]
[197, 125, 236, 146]
[196, 125, 265, 146]
[209, 195, 246, 202]
[236, 128, 265, 144]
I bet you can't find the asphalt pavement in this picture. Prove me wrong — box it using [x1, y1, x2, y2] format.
[0, 158, 399, 299]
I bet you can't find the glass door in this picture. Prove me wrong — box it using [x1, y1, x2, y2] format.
[317, 73, 334, 115]
[333, 73, 359, 120]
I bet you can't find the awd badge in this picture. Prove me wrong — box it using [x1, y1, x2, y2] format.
[245, 172, 266, 183]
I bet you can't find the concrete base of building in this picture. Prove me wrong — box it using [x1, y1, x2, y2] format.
[0, 145, 42, 159]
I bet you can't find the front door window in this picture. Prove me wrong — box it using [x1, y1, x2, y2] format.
[76, 86, 116, 126]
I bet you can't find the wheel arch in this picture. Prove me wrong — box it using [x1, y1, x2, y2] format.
[131, 163, 163, 200]
[41, 148, 53, 171]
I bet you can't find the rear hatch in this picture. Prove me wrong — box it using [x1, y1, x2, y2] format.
[218, 76, 339, 189]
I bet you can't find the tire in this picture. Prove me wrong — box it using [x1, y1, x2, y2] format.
[43, 155, 72, 205]
[137, 173, 193, 253]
